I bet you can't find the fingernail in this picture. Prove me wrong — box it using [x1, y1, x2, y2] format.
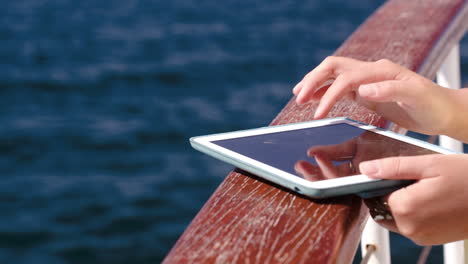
[359, 85, 376, 97]
[313, 104, 324, 119]
[313, 110, 321, 119]
[294, 162, 301, 172]
[293, 83, 301, 94]
[360, 161, 379, 176]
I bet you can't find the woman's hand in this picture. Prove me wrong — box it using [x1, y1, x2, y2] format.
[360, 154, 468, 245]
[292, 56, 468, 141]
[294, 130, 434, 180]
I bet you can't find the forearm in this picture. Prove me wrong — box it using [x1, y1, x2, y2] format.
[443, 88, 468, 143]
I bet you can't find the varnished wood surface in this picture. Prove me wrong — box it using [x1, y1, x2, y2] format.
[163, 0, 468, 263]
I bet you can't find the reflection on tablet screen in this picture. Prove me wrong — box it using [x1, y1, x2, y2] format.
[212, 124, 436, 182]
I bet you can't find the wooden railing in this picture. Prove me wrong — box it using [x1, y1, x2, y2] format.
[163, 0, 468, 263]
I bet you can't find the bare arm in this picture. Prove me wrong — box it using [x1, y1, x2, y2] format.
[443, 88, 468, 143]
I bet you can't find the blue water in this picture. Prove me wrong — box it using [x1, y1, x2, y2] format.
[1, 0, 467, 263]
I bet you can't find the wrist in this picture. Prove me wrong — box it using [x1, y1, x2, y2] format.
[442, 89, 468, 143]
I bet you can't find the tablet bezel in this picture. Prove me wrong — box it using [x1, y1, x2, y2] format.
[190, 117, 456, 198]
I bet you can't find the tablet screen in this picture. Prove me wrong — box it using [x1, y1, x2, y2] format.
[211, 123, 436, 181]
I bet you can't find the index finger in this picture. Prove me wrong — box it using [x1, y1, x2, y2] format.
[314, 61, 403, 119]
[295, 56, 367, 104]
[307, 138, 357, 160]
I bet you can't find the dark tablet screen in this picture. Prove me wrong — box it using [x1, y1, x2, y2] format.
[212, 123, 436, 181]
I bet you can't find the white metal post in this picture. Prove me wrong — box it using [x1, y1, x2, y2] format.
[361, 218, 391, 264]
[436, 43, 465, 264]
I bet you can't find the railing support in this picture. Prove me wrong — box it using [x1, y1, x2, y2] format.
[360, 218, 391, 264]
[436, 44, 465, 264]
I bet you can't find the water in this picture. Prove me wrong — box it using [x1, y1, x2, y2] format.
[0, 0, 467, 263]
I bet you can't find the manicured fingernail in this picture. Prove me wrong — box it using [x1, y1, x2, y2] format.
[359, 85, 376, 97]
[360, 161, 379, 176]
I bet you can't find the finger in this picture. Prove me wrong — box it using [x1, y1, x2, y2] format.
[337, 162, 354, 176]
[314, 153, 340, 179]
[294, 81, 330, 100]
[358, 80, 420, 106]
[294, 160, 323, 181]
[359, 155, 440, 180]
[309, 83, 332, 101]
[313, 61, 401, 119]
[292, 81, 303, 95]
[296, 56, 357, 104]
[296, 76, 334, 104]
[314, 74, 355, 119]
[307, 139, 356, 160]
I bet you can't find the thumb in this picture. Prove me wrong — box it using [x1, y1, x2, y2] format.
[358, 80, 419, 105]
[359, 155, 439, 180]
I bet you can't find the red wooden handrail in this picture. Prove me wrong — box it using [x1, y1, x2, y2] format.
[164, 0, 468, 263]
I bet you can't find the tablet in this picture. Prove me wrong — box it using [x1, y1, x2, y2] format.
[190, 117, 456, 198]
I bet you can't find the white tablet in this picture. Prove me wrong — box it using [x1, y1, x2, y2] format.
[190, 117, 456, 198]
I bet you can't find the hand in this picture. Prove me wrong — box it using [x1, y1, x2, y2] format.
[294, 131, 434, 181]
[294, 146, 355, 181]
[360, 154, 468, 245]
[292, 56, 468, 141]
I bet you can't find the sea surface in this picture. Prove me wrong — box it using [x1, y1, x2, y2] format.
[1, 0, 467, 263]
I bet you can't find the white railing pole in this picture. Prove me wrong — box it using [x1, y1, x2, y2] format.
[436, 43, 465, 264]
[361, 218, 391, 264]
